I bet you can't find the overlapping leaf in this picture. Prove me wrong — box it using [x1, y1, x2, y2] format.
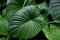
[38, 2, 49, 16]
[42, 24, 60, 40]
[49, 0, 60, 22]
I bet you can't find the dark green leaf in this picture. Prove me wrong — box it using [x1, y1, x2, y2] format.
[23, 0, 35, 6]
[9, 5, 48, 39]
[3, 0, 23, 19]
[49, 0, 60, 22]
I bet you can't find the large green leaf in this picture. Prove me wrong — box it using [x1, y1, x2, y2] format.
[42, 24, 60, 40]
[9, 5, 48, 39]
[0, 15, 8, 35]
[49, 0, 60, 22]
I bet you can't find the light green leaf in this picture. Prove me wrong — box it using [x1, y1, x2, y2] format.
[3, 0, 24, 19]
[38, 2, 48, 10]
[9, 5, 48, 39]
[42, 24, 60, 40]
[0, 16, 8, 35]
[3, 5, 20, 20]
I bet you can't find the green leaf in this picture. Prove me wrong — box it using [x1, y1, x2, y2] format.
[7, 0, 17, 4]
[3, 0, 24, 19]
[38, 2, 48, 10]
[49, 0, 60, 22]
[7, 0, 24, 6]
[42, 24, 60, 40]
[23, 0, 35, 6]
[0, 16, 8, 35]
[9, 5, 48, 39]
[3, 5, 20, 19]
[3, 0, 36, 19]
[38, 2, 49, 16]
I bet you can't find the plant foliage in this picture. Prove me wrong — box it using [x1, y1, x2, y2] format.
[0, 0, 60, 40]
